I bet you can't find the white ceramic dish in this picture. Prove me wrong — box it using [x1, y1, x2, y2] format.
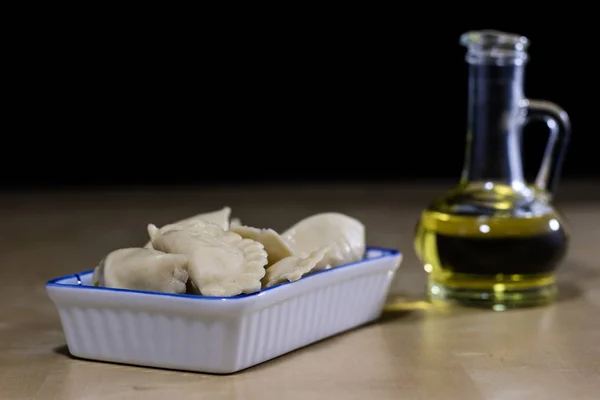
[46, 247, 402, 374]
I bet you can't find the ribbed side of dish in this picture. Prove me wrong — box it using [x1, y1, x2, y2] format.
[57, 305, 243, 372]
[234, 272, 391, 371]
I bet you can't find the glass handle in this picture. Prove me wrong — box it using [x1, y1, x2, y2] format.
[523, 99, 571, 195]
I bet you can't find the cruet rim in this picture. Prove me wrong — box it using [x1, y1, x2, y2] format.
[460, 29, 529, 51]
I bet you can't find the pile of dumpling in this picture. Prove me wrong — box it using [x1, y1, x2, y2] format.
[92, 207, 366, 297]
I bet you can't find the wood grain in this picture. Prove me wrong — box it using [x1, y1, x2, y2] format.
[0, 182, 599, 400]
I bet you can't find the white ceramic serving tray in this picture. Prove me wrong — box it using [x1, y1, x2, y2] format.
[46, 247, 402, 374]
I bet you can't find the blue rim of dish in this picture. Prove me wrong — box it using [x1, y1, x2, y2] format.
[46, 247, 401, 301]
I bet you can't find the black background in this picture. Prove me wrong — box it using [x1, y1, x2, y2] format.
[7, 14, 598, 189]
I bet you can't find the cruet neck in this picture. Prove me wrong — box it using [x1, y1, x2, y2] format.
[460, 30, 530, 66]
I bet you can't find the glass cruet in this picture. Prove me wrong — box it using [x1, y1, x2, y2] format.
[413, 30, 572, 310]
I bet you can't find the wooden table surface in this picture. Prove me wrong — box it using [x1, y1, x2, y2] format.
[1, 182, 599, 400]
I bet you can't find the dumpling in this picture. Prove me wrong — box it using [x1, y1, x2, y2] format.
[151, 229, 268, 297]
[281, 212, 366, 269]
[144, 206, 231, 248]
[262, 247, 329, 288]
[170, 206, 232, 231]
[147, 219, 224, 243]
[92, 247, 189, 294]
[229, 224, 294, 266]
